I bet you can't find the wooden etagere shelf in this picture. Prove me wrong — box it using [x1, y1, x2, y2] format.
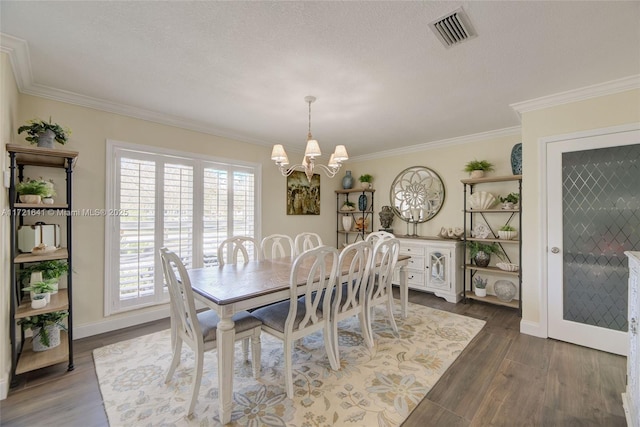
[6, 144, 78, 388]
[335, 188, 375, 247]
[462, 174, 522, 315]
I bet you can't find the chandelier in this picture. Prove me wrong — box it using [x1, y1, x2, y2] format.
[271, 96, 348, 181]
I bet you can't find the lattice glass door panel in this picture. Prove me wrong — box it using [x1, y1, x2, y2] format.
[562, 144, 640, 332]
[427, 248, 449, 290]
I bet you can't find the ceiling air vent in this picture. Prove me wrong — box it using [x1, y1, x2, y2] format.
[429, 7, 477, 48]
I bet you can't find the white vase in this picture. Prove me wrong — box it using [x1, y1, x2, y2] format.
[342, 215, 353, 232]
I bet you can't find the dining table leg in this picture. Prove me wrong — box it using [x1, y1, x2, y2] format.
[398, 262, 409, 318]
[216, 306, 236, 424]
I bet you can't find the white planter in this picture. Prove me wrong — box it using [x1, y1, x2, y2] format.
[31, 295, 47, 309]
[19, 194, 41, 204]
[32, 325, 61, 352]
[470, 170, 484, 179]
[474, 288, 487, 297]
[498, 230, 518, 240]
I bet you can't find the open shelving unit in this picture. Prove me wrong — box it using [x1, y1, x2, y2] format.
[335, 188, 375, 247]
[461, 174, 522, 314]
[6, 144, 78, 386]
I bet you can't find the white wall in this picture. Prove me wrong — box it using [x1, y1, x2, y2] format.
[518, 88, 640, 336]
[1, 52, 20, 399]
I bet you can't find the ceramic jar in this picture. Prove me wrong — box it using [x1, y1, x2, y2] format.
[342, 171, 354, 189]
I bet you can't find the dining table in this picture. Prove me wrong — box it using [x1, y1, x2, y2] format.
[189, 252, 410, 424]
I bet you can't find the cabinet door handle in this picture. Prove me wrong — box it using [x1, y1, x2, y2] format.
[631, 317, 638, 336]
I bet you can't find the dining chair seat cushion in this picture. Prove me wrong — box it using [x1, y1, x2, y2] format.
[252, 300, 322, 333]
[198, 310, 263, 343]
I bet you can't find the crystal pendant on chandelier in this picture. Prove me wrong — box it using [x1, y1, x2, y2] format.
[271, 96, 348, 181]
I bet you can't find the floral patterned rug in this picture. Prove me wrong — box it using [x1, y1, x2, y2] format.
[94, 302, 485, 426]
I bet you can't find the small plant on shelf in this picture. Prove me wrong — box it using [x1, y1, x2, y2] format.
[19, 260, 70, 284]
[473, 276, 487, 297]
[468, 241, 505, 267]
[16, 179, 49, 196]
[18, 310, 68, 349]
[500, 225, 516, 231]
[464, 160, 494, 178]
[341, 200, 355, 211]
[358, 174, 373, 189]
[498, 224, 518, 240]
[22, 278, 57, 296]
[18, 117, 71, 145]
[499, 192, 519, 204]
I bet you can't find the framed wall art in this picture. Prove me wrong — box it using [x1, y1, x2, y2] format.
[287, 171, 320, 215]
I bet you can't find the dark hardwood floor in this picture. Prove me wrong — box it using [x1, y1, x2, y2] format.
[1, 290, 627, 426]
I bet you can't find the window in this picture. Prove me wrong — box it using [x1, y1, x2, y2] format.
[105, 140, 260, 314]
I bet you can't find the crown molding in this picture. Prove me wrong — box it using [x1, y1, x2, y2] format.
[510, 74, 640, 116]
[0, 32, 275, 148]
[0, 33, 34, 90]
[349, 126, 522, 162]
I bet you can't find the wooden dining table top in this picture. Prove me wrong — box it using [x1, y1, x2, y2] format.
[189, 253, 410, 306]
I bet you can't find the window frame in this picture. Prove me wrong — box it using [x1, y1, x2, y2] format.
[104, 139, 261, 315]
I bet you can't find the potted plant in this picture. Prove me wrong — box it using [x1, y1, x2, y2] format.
[22, 278, 58, 303]
[499, 192, 519, 209]
[16, 179, 49, 204]
[19, 260, 70, 294]
[464, 160, 494, 178]
[341, 200, 355, 211]
[498, 224, 518, 240]
[358, 173, 373, 189]
[473, 276, 487, 297]
[17, 310, 68, 351]
[18, 117, 70, 148]
[468, 241, 505, 267]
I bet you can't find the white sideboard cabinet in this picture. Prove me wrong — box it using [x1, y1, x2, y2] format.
[624, 251, 639, 427]
[395, 237, 463, 303]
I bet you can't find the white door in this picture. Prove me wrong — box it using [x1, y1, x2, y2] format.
[547, 127, 640, 356]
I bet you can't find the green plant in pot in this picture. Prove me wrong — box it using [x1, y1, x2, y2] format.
[342, 200, 355, 211]
[473, 276, 488, 297]
[499, 192, 519, 209]
[19, 260, 70, 293]
[498, 224, 518, 240]
[22, 278, 58, 302]
[18, 310, 68, 351]
[16, 179, 49, 204]
[468, 241, 505, 267]
[18, 117, 71, 148]
[358, 173, 373, 189]
[464, 160, 494, 178]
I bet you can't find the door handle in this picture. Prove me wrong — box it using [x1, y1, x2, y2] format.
[551, 247, 560, 254]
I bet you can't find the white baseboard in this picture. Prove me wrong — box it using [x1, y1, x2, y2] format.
[0, 377, 8, 400]
[73, 306, 171, 340]
[519, 319, 548, 338]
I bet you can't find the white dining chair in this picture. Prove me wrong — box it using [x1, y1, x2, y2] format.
[217, 236, 262, 266]
[252, 245, 340, 398]
[330, 240, 374, 364]
[294, 232, 323, 255]
[363, 238, 400, 345]
[365, 230, 395, 246]
[261, 234, 295, 259]
[159, 248, 262, 417]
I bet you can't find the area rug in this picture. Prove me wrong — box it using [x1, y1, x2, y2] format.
[94, 302, 485, 426]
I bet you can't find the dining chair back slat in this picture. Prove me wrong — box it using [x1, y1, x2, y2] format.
[261, 234, 295, 259]
[365, 230, 395, 246]
[294, 232, 323, 255]
[217, 236, 261, 266]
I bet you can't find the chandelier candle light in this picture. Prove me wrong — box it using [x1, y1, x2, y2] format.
[271, 96, 348, 181]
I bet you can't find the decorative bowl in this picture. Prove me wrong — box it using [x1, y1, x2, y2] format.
[496, 262, 519, 272]
[468, 191, 496, 210]
[439, 227, 464, 239]
[498, 230, 518, 240]
[494, 280, 517, 302]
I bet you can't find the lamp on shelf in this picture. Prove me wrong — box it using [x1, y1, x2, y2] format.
[271, 96, 348, 181]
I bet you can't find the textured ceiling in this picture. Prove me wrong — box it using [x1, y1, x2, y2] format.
[1, 1, 639, 158]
